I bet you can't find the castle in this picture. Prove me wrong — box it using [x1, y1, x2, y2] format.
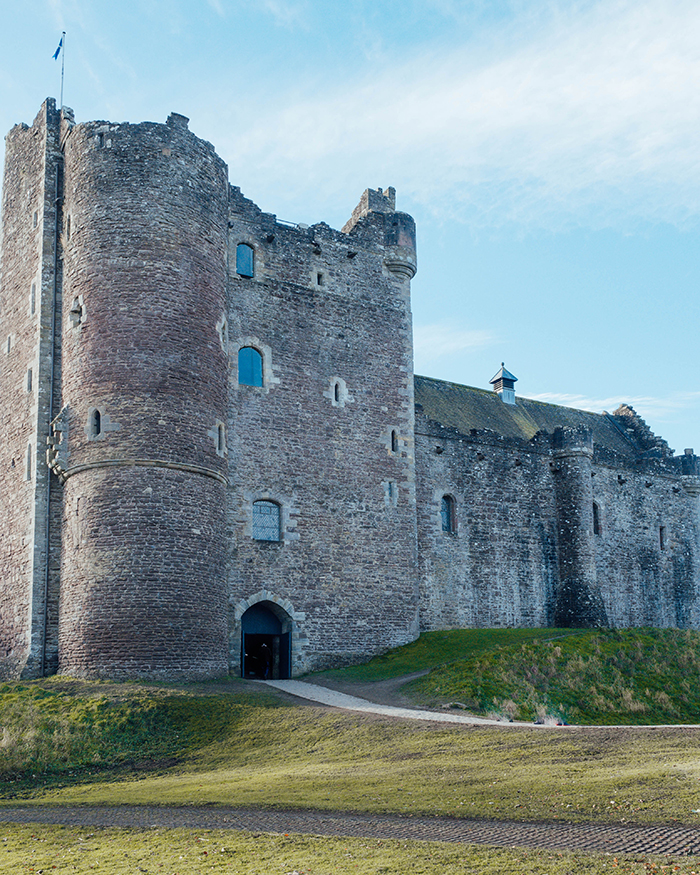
[1, 99, 699, 681]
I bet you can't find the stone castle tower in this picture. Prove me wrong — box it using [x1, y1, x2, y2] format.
[0, 99, 419, 679]
[2, 100, 699, 682]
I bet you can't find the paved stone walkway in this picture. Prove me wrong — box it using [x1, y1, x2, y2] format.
[265, 679, 700, 730]
[264, 680, 526, 726]
[2, 805, 700, 856]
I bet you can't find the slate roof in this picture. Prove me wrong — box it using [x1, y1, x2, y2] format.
[414, 374, 639, 460]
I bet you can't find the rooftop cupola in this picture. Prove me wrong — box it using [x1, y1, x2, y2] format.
[490, 363, 518, 405]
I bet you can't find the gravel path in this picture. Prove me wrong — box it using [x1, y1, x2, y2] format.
[4, 678, 700, 856]
[2, 805, 700, 856]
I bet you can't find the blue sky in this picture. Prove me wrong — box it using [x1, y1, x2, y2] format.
[2, 0, 699, 453]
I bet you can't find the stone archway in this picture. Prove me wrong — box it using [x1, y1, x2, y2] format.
[240, 600, 291, 679]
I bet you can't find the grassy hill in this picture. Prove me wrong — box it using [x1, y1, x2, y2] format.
[3, 630, 700, 873]
[316, 627, 700, 725]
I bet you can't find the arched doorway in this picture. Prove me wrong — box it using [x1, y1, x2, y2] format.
[241, 601, 291, 679]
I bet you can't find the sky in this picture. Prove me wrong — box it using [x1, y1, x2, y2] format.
[1, 0, 699, 453]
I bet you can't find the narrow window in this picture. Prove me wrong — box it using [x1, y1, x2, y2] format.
[91, 409, 102, 437]
[238, 346, 263, 387]
[441, 495, 456, 533]
[391, 430, 399, 453]
[66, 215, 71, 241]
[334, 382, 340, 403]
[98, 132, 105, 148]
[593, 502, 601, 536]
[252, 500, 281, 542]
[660, 526, 666, 551]
[236, 243, 255, 278]
[25, 444, 32, 481]
[26, 369, 33, 392]
[69, 297, 85, 328]
[317, 272, 324, 286]
[6, 336, 11, 355]
[30, 283, 36, 315]
[217, 423, 225, 453]
[32, 211, 38, 229]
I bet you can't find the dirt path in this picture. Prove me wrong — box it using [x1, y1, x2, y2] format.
[2, 804, 700, 856]
[305, 670, 431, 708]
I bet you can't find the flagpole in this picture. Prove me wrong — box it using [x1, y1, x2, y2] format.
[59, 31, 66, 109]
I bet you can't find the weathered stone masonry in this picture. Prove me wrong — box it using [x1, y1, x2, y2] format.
[1, 100, 699, 680]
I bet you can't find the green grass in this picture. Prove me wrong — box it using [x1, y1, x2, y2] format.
[398, 628, 700, 724]
[2, 822, 699, 874]
[4, 629, 700, 830]
[314, 627, 700, 725]
[0, 676, 280, 794]
[312, 627, 580, 682]
[4, 679, 700, 825]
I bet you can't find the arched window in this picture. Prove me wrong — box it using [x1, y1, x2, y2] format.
[441, 495, 456, 533]
[391, 430, 399, 453]
[252, 500, 281, 542]
[593, 502, 601, 536]
[236, 243, 255, 277]
[91, 409, 102, 437]
[334, 382, 340, 403]
[238, 346, 263, 386]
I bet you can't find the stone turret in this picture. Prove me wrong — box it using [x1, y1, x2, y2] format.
[343, 187, 417, 280]
[54, 109, 230, 679]
[551, 425, 607, 627]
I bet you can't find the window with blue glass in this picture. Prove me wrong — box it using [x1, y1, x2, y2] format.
[238, 346, 263, 386]
[252, 500, 281, 542]
[236, 243, 254, 277]
[441, 495, 456, 533]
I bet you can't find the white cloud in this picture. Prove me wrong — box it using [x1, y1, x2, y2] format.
[207, 0, 226, 16]
[254, 0, 309, 29]
[527, 391, 700, 428]
[413, 323, 496, 361]
[218, 0, 700, 230]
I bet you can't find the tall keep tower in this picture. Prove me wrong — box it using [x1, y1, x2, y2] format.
[53, 110, 230, 679]
[1, 101, 422, 680]
[0, 100, 231, 679]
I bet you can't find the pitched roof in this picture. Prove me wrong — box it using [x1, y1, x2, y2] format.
[489, 364, 518, 385]
[414, 374, 638, 459]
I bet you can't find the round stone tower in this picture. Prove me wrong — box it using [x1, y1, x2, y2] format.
[55, 112, 230, 679]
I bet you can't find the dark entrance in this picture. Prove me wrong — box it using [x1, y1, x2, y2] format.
[241, 601, 291, 679]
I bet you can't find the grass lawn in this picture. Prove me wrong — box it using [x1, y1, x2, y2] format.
[3, 629, 700, 872]
[315, 627, 700, 725]
[2, 822, 700, 874]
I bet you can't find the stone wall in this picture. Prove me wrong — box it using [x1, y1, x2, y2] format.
[54, 111, 230, 679]
[0, 100, 62, 678]
[591, 457, 700, 629]
[225, 187, 420, 673]
[416, 407, 700, 632]
[415, 418, 558, 629]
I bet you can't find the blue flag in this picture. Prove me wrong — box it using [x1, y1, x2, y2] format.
[53, 37, 63, 60]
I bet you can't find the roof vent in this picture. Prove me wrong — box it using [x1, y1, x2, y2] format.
[490, 363, 518, 405]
